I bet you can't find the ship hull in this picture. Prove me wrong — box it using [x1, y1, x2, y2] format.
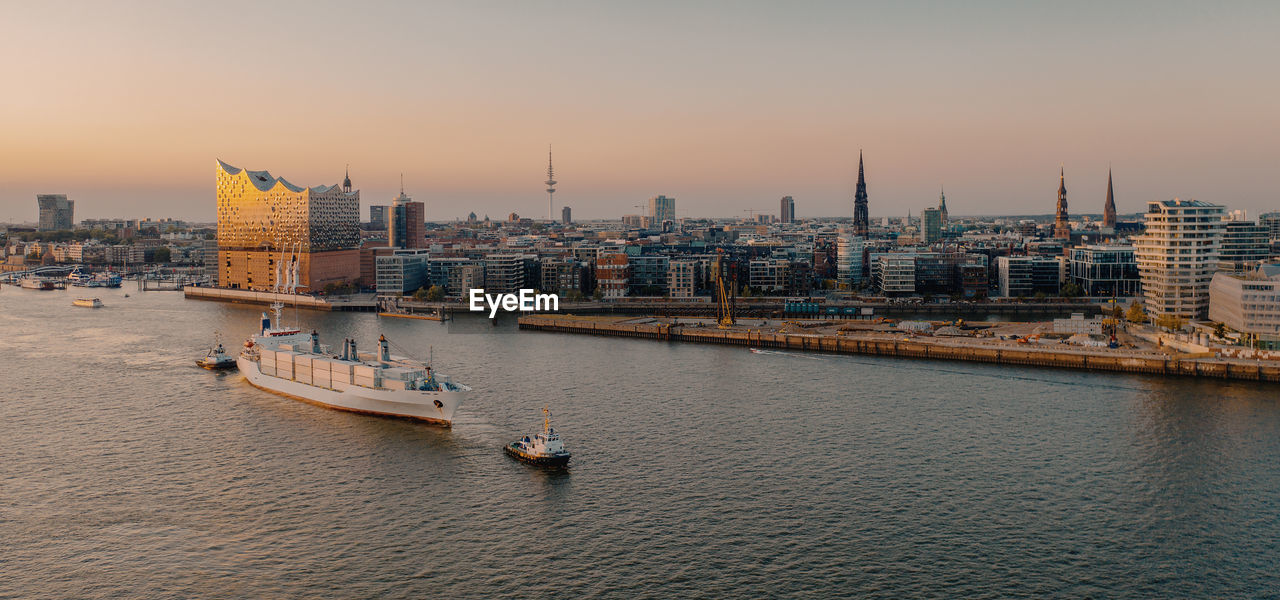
[237, 356, 463, 426]
[504, 443, 571, 467]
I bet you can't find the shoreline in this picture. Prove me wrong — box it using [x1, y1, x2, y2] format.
[518, 314, 1280, 384]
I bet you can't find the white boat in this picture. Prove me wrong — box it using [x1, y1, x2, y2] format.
[20, 277, 55, 290]
[197, 338, 237, 370]
[238, 303, 469, 426]
[72, 297, 104, 308]
[504, 407, 571, 466]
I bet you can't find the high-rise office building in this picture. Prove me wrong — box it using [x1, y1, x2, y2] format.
[369, 205, 389, 229]
[215, 160, 360, 292]
[1259, 212, 1280, 242]
[37, 194, 74, 231]
[1133, 198, 1226, 318]
[837, 232, 865, 287]
[1218, 221, 1269, 272]
[853, 151, 869, 236]
[562, 206, 572, 225]
[648, 195, 676, 224]
[1053, 167, 1071, 240]
[780, 196, 795, 224]
[388, 183, 425, 249]
[921, 208, 943, 244]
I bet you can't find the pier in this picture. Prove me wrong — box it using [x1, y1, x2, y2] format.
[183, 286, 378, 311]
[518, 314, 1280, 383]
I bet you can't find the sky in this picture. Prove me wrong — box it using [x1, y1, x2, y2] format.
[1, 0, 1278, 223]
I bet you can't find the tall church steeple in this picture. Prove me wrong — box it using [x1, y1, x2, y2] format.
[1103, 168, 1116, 229]
[342, 164, 352, 193]
[1054, 165, 1070, 240]
[938, 184, 948, 223]
[853, 150, 869, 236]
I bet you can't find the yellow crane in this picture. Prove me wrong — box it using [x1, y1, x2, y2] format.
[712, 251, 736, 329]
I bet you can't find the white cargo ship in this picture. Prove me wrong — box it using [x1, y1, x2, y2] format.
[237, 304, 469, 426]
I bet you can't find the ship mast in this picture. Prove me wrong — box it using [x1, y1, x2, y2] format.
[543, 405, 551, 435]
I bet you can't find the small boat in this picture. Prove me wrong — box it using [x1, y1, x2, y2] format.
[197, 339, 238, 370]
[72, 298, 104, 308]
[504, 407, 571, 467]
[750, 347, 764, 354]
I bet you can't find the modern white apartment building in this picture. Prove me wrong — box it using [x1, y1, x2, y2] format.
[1132, 198, 1226, 319]
[1209, 264, 1280, 348]
[872, 254, 916, 295]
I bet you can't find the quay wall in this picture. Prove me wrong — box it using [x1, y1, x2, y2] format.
[184, 286, 335, 310]
[517, 315, 1280, 383]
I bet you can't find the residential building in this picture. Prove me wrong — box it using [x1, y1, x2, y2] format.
[215, 160, 360, 291]
[596, 253, 629, 299]
[873, 254, 916, 296]
[1132, 198, 1226, 318]
[562, 206, 572, 225]
[37, 194, 74, 231]
[749, 259, 789, 293]
[629, 255, 670, 295]
[389, 191, 425, 249]
[484, 254, 526, 294]
[668, 260, 698, 298]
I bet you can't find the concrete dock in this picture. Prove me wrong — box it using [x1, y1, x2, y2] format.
[518, 314, 1280, 383]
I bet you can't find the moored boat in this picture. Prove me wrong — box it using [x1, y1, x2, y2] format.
[19, 276, 55, 290]
[504, 407, 571, 467]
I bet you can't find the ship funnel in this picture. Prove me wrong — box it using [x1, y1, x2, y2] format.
[261, 313, 271, 335]
[311, 330, 320, 354]
[350, 339, 358, 360]
[379, 334, 390, 362]
[341, 338, 350, 361]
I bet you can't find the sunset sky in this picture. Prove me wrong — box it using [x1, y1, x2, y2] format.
[1, 1, 1277, 222]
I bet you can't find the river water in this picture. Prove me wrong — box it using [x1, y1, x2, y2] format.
[2, 287, 1278, 598]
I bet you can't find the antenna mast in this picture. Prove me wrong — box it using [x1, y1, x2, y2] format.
[545, 145, 557, 221]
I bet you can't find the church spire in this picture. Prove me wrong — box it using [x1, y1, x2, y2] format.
[342, 164, 352, 193]
[853, 150, 869, 236]
[1103, 167, 1116, 229]
[938, 184, 948, 222]
[1054, 165, 1070, 240]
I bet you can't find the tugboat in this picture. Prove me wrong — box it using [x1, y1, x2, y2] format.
[504, 407, 571, 467]
[197, 336, 238, 370]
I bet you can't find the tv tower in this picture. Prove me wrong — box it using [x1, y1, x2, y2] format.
[545, 144, 557, 221]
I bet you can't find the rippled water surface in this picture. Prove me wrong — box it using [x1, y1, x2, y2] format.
[2, 288, 1279, 598]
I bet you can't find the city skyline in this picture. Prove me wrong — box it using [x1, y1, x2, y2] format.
[2, 1, 1279, 221]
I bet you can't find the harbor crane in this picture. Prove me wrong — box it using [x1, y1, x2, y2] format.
[712, 251, 737, 329]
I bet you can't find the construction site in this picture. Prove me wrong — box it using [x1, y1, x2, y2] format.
[518, 251, 1280, 383]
